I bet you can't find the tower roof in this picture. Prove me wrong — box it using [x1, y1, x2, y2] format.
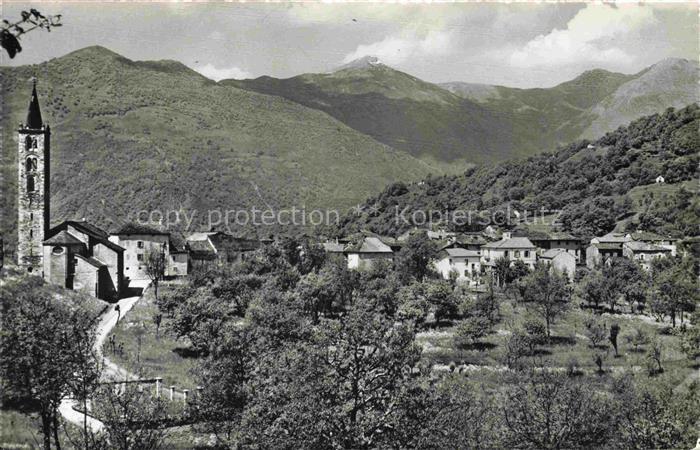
[25, 79, 43, 129]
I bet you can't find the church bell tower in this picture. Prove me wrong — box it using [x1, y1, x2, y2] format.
[17, 78, 50, 274]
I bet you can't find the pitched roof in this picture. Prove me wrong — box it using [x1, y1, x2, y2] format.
[75, 254, 107, 268]
[168, 232, 188, 253]
[629, 231, 677, 242]
[593, 243, 623, 251]
[347, 237, 393, 253]
[209, 234, 261, 252]
[596, 233, 631, 244]
[442, 248, 480, 258]
[188, 239, 216, 256]
[540, 249, 572, 259]
[46, 220, 124, 253]
[113, 222, 169, 235]
[322, 242, 346, 253]
[43, 230, 85, 246]
[624, 241, 672, 252]
[188, 232, 219, 241]
[26, 81, 43, 129]
[482, 237, 535, 249]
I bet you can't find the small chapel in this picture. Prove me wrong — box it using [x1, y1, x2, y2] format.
[17, 80, 124, 300]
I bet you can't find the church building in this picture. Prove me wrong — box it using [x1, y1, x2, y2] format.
[17, 80, 125, 301]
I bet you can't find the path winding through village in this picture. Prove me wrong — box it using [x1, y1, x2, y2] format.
[57, 280, 150, 432]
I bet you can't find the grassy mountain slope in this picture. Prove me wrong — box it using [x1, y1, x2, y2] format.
[337, 104, 699, 239]
[583, 58, 699, 138]
[0, 47, 434, 248]
[443, 58, 699, 148]
[233, 57, 697, 172]
[227, 58, 520, 170]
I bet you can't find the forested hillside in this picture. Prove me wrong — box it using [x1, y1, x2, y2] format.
[0, 47, 433, 250]
[337, 104, 699, 239]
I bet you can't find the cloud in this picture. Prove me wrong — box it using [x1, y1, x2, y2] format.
[342, 31, 452, 66]
[193, 63, 251, 81]
[507, 4, 657, 69]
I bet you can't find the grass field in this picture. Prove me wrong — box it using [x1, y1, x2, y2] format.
[110, 282, 695, 390]
[107, 282, 199, 390]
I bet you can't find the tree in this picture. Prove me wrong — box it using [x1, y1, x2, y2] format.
[144, 247, 166, 301]
[609, 322, 620, 356]
[612, 375, 700, 449]
[93, 383, 169, 450]
[517, 264, 571, 339]
[426, 281, 459, 324]
[493, 256, 511, 287]
[580, 269, 614, 310]
[500, 369, 615, 449]
[646, 339, 663, 375]
[650, 256, 699, 327]
[234, 296, 423, 448]
[0, 277, 100, 450]
[453, 316, 491, 350]
[1, 9, 62, 58]
[395, 231, 438, 282]
[605, 258, 647, 313]
[407, 375, 500, 449]
[625, 327, 650, 352]
[584, 314, 607, 348]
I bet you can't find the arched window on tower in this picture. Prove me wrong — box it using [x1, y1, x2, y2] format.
[26, 156, 38, 173]
[25, 135, 32, 149]
[27, 174, 35, 193]
[32, 139, 38, 149]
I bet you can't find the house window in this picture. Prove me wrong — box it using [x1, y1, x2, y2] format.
[30, 212, 33, 221]
[514, 250, 520, 258]
[464, 270, 468, 277]
[524, 251, 530, 258]
[504, 251, 509, 257]
[449, 258, 453, 264]
[471, 263, 476, 271]
[137, 254, 144, 262]
[29, 229, 33, 239]
[52, 247, 64, 255]
[137, 241, 144, 249]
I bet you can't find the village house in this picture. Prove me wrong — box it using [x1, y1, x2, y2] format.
[628, 231, 678, 256]
[43, 220, 125, 300]
[538, 249, 577, 281]
[586, 231, 677, 268]
[345, 236, 394, 270]
[586, 232, 629, 268]
[109, 223, 189, 281]
[435, 247, 481, 284]
[622, 241, 672, 271]
[480, 233, 537, 269]
[186, 231, 262, 267]
[526, 231, 583, 263]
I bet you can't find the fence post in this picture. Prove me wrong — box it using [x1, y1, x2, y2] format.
[155, 377, 162, 398]
[183, 389, 189, 405]
[170, 385, 175, 401]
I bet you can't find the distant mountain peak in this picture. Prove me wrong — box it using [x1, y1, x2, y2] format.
[336, 56, 386, 72]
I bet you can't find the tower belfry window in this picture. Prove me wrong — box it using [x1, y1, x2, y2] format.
[27, 175, 35, 193]
[26, 157, 38, 172]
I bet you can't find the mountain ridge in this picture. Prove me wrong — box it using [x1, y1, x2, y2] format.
[231, 56, 698, 169]
[0, 46, 434, 249]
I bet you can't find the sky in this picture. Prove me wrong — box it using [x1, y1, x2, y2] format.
[1, 2, 697, 88]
